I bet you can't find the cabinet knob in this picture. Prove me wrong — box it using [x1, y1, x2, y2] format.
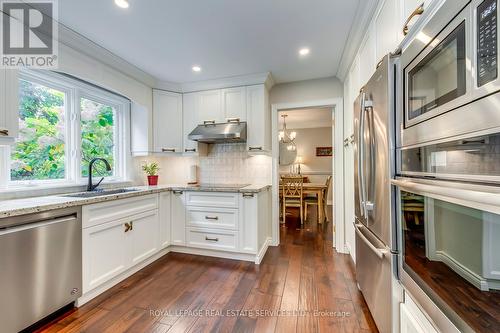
[124, 222, 132, 232]
[205, 236, 219, 242]
[403, 4, 424, 36]
[162, 148, 176, 153]
[249, 146, 263, 151]
[0, 129, 8, 136]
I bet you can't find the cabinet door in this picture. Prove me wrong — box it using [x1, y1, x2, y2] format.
[221, 87, 247, 122]
[400, 303, 426, 333]
[246, 85, 270, 152]
[359, 28, 376, 86]
[375, 0, 400, 62]
[159, 192, 171, 248]
[129, 210, 160, 265]
[171, 190, 186, 245]
[82, 219, 129, 293]
[153, 89, 183, 153]
[183, 92, 199, 152]
[239, 193, 258, 253]
[0, 69, 19, 140]
[198, 89, 222, 124]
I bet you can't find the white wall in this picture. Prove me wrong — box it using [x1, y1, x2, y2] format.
[270, 77, 343, 104]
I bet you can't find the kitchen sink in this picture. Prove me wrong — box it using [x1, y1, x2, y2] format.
[61, 188, 140, 198]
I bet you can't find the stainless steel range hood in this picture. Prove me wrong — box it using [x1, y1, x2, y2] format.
[188, 121, 247, 143]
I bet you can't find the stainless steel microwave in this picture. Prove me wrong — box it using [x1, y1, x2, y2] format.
[399, 0, 500, 147]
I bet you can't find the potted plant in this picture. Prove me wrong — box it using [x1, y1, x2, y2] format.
[142, 162, 160, 186]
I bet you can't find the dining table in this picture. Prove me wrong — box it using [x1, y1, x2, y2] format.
[279, 182, 328, 223]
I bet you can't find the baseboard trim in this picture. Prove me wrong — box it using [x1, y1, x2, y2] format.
[435, 251, 488, 291]
[77, 247, 171, 306]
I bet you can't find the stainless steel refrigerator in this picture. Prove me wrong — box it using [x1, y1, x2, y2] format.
[353, 54, 399, 333]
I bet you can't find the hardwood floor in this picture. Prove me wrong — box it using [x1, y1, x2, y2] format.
[34, 206, 378, 333]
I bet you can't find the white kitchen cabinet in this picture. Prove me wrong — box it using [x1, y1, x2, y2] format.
[182, 92, 199, 152]
[221, 87, 247, 122]
[400, 294, 439, 333]
[0, 69, 19, 142]
[159, 191, 171, 249]
[198, 89, 222, 124]
[171, 190, 186, 245]
[246, 85, 271, 152]
[82, 195, 160, 294]
[359, 28, 377, 86]
[82, 218, 129, 293]
[375, 0, 400, 62]
[129, 210, 160, 265]
[153, 89, 183, 153]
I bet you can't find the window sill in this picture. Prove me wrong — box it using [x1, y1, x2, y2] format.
[0, 180, 133, 199]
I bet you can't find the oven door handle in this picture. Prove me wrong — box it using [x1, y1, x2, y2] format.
[354, 222, 388, 259]
[391, 178, 500, 215]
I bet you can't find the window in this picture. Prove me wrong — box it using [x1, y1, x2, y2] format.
[8, 70, 130, 186]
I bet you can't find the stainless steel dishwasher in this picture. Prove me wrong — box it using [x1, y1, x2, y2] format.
[0, 207, 82, 333]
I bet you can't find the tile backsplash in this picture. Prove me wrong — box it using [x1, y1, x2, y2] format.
[133, 143, 272, 185]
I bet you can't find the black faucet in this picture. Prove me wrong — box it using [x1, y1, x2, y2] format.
[87, 158, 112, 192]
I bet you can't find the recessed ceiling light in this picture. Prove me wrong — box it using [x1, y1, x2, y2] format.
[192, 65, 202, 72]
[299, 48, 310, 56]
[114, 0, 129, 9]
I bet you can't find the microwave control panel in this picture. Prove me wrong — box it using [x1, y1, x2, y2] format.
[477, 0, 498, 87]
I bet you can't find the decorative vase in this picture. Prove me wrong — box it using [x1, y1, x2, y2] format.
[147, 175, 159, 186]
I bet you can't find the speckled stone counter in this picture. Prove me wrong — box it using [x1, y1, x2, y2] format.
[0, 184, 271, 219]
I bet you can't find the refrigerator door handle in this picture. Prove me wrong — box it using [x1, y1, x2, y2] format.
[354, 222, 388, 259]
[358, 92, 367, 217]
[364, 99, 375, 214]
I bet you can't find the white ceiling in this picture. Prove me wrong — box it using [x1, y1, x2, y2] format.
[57, 0, 361, 84]
[279, 107, 333, 129]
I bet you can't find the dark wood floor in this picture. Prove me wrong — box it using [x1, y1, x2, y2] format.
[35, 206, 377, 333]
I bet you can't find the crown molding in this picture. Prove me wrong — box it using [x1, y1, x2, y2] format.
[57, 23, 158, 88]
[157, 72, 275, 93]
[336, 0, 379, 81]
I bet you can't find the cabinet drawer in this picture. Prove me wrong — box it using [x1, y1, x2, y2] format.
[83, 194, 158, 228]
[186, 207, 238, 230]
[186, 228, 238, 252]
[186, 192, 239, 208]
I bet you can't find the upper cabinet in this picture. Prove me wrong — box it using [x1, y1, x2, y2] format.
[375, 0, 400, 62]
[152, 89, 183, 153]
[221, 87, 247, 122]
[182, 92, 199, 153]
[198, 89, 222, 124]
[0, 69, 19, 142]
[246, 85, 270, 152]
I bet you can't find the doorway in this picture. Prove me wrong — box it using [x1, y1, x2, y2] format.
[271, 98, 345, 252]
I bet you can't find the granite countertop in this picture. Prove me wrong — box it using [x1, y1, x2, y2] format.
[0, 184, 271, 219]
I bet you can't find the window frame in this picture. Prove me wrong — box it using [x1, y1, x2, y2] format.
[7, 69, 131, 188]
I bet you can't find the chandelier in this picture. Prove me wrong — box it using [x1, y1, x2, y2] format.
[278, 114, 296, 151]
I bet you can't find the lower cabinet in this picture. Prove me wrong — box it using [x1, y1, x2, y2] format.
[82, 195, 160, 294]
[171, 190, 186, 245]
[159, 191, 171, 248]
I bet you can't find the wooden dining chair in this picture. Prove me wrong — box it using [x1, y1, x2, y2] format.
[281, 176, 304, 225]
[304, 175, 332, 223]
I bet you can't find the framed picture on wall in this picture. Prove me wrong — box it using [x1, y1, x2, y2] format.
[316, 146, 332, 156]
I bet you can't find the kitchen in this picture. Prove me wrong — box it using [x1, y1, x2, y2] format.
[1, 0, 499, 332]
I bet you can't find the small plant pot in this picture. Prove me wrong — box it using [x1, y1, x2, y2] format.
[147, 175, 159, 186]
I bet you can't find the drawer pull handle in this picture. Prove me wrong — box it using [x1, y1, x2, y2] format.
[227, 118, 240, 123]
[205, 216, 219, 220]
[173, 190, 183, 195]
[0, 129, 8, 136]
[203, 120, 216, 125]
[403, 4, 424, 36]
[205, 237, 219, 242]
[162, 148, 176, 153]
[185, 148, 196, 152]
[242, 193, 254, 198]
[124, 222, 132, 232]
[249, 146, 263, 151]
